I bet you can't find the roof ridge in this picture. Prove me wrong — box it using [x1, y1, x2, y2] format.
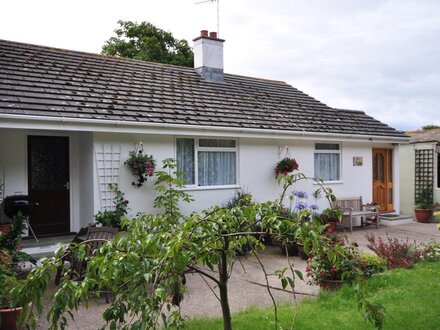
[0, 38, 197, 71]
[334, 108, 366, 114]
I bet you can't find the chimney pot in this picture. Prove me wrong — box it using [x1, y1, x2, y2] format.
[200, 30, 209, 37]
[209, 32, 217, 39]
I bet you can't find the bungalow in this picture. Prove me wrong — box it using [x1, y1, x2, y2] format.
[0, 31, 408, 237]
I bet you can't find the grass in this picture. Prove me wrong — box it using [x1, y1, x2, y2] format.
[183, 261, 440, 329]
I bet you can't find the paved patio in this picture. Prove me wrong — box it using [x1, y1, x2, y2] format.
[34, 222, 440, 329]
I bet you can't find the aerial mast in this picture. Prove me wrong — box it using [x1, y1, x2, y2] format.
[195, 0, 220, 37]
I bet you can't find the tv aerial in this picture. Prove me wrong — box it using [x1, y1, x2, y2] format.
[195, 0, 220, 37]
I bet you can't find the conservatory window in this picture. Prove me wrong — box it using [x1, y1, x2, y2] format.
[176, 138, 237, 187]
[314, 143, 341, 181]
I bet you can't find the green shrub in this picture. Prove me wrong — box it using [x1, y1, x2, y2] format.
[94, 183, 129, 229]
[423, 240, 440, 262]
[358, 251, 387, 277]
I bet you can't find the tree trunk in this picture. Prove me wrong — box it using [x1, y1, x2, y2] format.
[219, 238, 232, 330]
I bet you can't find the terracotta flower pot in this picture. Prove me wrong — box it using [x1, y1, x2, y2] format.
[0, 224, 11, 235]
[325, 221, 337, 233]
[414, 209, 432, 223]
[0, 302, 32, 330]
[319, 279, 343, 291]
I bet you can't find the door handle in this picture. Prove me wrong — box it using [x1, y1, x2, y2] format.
[64, 182, 70, 190]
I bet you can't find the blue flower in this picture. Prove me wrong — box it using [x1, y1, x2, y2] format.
[310, 204, 319, 211]
[293, 191, 308, 199]
[295, 201, 308, 210]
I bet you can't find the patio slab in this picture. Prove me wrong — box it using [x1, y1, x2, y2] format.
[33, 222, 440, 329]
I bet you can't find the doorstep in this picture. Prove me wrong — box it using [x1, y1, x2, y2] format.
[380, 214, 414, 226]
[21, 235, 75, 259]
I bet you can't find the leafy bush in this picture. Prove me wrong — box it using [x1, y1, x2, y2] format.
[223, 191, 252, 209]
[306, 235, 361, 285]
[358, 251, 387, 277]
[94, 183, 129, 229]
[366, 234, 423, 269]
[422, 239, 440, 262]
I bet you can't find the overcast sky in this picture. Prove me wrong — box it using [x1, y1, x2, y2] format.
[1, 0, 439, 131]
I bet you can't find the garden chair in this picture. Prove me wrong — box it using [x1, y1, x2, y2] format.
[54, 226, 118, 302]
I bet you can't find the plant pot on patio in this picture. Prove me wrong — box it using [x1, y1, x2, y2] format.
[0, 224, 11, 235]
[279, 242, 298, 256]
[319, 279, 343, 291]
[297, 242, 312, 260]
[414, 209, 432, 223]
[0, 302, 32, 330]
[325, 221, 337, 234]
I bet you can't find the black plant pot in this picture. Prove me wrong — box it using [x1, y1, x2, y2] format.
[297, 242, 313, 260]
[279, 242, 298, 256]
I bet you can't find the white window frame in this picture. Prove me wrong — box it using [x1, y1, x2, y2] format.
[313, 142, 342, 183]
[175, 137, 239, 189]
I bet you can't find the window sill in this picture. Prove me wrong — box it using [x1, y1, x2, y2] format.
[180, 185, 242, 192]
[313, 180, 344, 185]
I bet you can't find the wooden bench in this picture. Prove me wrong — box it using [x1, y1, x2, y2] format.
[334, 196, 380, 233]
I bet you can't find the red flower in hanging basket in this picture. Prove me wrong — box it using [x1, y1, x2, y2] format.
[274, 157, 299, 177]
[124, 148, 156, 187]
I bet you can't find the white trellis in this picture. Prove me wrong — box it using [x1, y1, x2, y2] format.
[94, 145, 122, 211]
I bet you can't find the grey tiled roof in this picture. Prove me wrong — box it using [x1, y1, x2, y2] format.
[407, 129, 440, 143]
[0, 39, 406, 137]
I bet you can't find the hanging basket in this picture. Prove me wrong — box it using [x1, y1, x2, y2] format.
[124, 143, 156, 187]
[274, 157, 299, 177]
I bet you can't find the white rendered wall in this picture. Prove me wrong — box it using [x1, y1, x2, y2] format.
[0, 128, 400, 232]
[399, 144, 415, 216]
[93, 133, 393, 220]
[0, 129, 27, 197]
[78, 132, 95, 229]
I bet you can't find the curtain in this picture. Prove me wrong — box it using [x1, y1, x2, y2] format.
[198, 151, 236, 186]
[314, 153, 340, 181]
[176, 138, 195, 185]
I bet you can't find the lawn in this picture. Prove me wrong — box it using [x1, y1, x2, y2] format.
[183, 261, 440, 329]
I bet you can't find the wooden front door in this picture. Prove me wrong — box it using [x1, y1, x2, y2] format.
[28, 136, 70, 236]
[372, 148, 394, 212]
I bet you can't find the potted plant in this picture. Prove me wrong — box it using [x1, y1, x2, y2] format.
[0, 213, 35, 328]
[271, 206, 300, 256]
[124, 143, 156, 187]
[295, 216, 326, 260]
[274, 157, 299, 177]
[414, 187, 433, 223]
[319, 207, 342, 233]
[306, 235, 361, 290]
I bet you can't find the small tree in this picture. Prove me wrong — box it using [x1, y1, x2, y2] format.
[12, 165, 369, 330]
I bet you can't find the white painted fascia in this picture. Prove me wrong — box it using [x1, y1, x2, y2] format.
[0, 114, 410, 144]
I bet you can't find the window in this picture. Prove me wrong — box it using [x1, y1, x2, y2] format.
[314, 143, 341, 181]
[176, 138, 237, 187]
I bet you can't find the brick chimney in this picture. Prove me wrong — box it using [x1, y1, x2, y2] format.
[193, 30, 225, 82]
